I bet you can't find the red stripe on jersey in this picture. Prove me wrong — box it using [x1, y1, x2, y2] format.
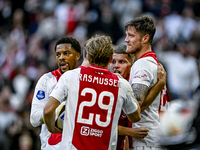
[51, 68, 62, 81]
[72, 65, 119, 150]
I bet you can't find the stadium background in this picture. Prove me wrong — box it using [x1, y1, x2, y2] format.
[0, 0, 199, 149]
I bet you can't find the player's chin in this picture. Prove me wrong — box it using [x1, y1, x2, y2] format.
[60, 66, 69, 73]
[126, 46, 132, 53]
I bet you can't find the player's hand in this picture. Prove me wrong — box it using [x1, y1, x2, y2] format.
[157, 63, 166, 86]
[128, 127, 149, 139]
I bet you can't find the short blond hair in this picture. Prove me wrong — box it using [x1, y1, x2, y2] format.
[85, 35, 114, 67]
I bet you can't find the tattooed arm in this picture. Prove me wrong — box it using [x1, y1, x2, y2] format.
[131, 83, 149, 107]
[131, 64, 166, 112]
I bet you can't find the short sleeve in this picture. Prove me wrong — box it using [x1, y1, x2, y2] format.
[129, 58, 157, 88]
[50, 73, 68, 103]
[121, 79, 138, 115]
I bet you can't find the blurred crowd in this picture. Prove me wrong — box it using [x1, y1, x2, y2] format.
[0, 0, 199, 149]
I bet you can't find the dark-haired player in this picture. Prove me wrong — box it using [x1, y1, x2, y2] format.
[30, 36, 81, 150]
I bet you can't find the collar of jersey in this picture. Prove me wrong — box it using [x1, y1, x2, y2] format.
[89, 65, 109, 72]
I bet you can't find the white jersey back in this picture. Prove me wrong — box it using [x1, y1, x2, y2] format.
[50, 65, 138, 150]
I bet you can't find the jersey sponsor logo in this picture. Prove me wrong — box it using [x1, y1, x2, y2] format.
[81, 126, 103, 137]
[36, 90, 45, 100]
[133, 74, 147, 79]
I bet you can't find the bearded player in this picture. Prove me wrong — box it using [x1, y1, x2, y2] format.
[110, 44, 167, 150]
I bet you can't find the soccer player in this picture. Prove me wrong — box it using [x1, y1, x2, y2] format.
[30, 37, 81, 150]
[110, 44, 167, 150]
[80, 45, 90, 67]
[43, 35, 141, 150]
[124, 16, 170, 150]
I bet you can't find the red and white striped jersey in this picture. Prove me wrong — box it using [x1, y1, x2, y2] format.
[50, 65, 138, 150]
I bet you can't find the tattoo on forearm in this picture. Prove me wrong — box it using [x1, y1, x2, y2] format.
[131, 84, 149, 103]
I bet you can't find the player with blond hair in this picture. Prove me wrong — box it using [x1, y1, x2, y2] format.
[43, 35, 141, 150]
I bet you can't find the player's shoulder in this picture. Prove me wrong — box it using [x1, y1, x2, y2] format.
[61, 68, 81, 80]
[113, 73, 123, 79]
[117, 76, 132, 90]
[37, 72, 54, 81]
[78, 66, 86, 69]
[63, 68, 81, 75]
[37, 72, 57, 87]
[134, 57, 157, 71]
[137, 57, 157, 64]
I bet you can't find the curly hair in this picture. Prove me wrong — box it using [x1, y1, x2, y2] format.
[54, 36, 81, 54]
[85, 35, 114, 67]
[125, 16, 156, 44]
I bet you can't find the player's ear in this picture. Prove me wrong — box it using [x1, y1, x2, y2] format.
[109, 55, 113, 63]
[142, 34, 149, 44]
[76, 53, 80, 61]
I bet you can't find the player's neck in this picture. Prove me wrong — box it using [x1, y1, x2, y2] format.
[81, 59, 90, 67]
[135, 45, 152, 60]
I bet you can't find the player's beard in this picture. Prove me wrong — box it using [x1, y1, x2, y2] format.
[135, 44, 142, 53]
[132, 41, 143, 54]
[127, 45, 141, 55]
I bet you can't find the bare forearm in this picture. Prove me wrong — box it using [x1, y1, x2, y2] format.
[118, 125, 149, 139]
[127, 101, 141, 123]
[43, 97, 61, 133]
[118, 125, 132, 136]
[43, 111, 56, 133]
